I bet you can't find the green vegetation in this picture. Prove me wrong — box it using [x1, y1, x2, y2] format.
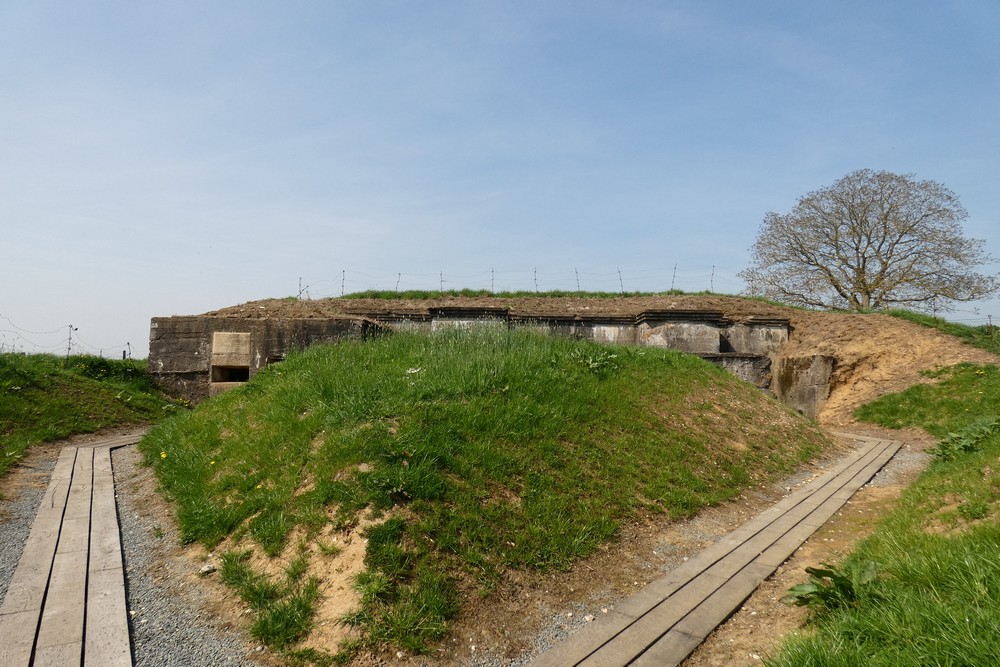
[854, 363, 1000, 436]
[0, 353, 179, 478]
[767, 362, 1000, 666]
[141, 328, 829, 659]
[220, 549, 320, 649]
[342, 288, 688, 300]
[885, 309, 1000, 355]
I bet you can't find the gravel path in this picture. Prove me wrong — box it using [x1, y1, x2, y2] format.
[0, 448, 57, 605]
[0, 442, 262, 667]
[114, 445, 264, 667]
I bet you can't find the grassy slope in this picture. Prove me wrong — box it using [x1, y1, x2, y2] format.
[0, 354, 178, 478]
[768, 348, 1000, 663]
[141, 328, 831, 659]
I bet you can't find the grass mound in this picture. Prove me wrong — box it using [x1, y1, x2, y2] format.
[141, 329, 830, 659]
[0, 353, 179, 477]
[766, 363, 1000, 666]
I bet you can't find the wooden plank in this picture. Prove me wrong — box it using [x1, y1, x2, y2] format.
[630, 629, 702, 666]
[670, 562, 773, 641]
[0, 609, 38, 667]
[75, 433, 145, 450]
[86, 446, 132, 665]
[89, 449, 122, 573]
[527, 438, 902, 666]
[0, 526, 60, 615]
[35, 550, 87, 652]
[84, 567, 132, 667]
[581, 573, 729, 666]
[34, 641, 82, 667]
[63, 449, 94, 521]
[35, 447, 93, 665]
[0, 449, 78, 667]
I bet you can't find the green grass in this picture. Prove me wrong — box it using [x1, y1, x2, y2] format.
[766, 363, 1000, 666]
[141, 328, 830, 658]
[884, 309, 1000, 355]
[854, 364, 1000, 436]
[0, 353, 181, 478]
[341, 288, 690, 300]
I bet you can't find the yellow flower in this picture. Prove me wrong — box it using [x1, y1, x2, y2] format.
[160, 451, 167, 459]
[256, 483, 263, 489]
[210, 460, 216, 466]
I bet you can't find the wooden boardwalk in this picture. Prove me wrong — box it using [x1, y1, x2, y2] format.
[529, 435, 901, 667]
[0, 432, 145, 667]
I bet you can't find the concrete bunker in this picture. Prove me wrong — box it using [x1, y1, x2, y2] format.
[147, 303, 830, 416]
[149, 315, 384, 401]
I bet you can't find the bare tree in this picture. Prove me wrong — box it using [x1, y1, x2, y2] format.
[740, 169, 999, 311]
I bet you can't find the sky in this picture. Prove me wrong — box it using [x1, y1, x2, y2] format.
[2, 1, 999, 358]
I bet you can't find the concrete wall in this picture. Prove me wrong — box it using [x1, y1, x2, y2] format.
[702, 354, 773, 390]
[773, 355, 836, 419]
[149, 316, 382, 401]
[149, 309, 827, 413]
[724, 318, 790, 355]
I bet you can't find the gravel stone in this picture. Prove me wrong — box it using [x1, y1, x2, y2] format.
[114, 445, 262, 667]
[0, 452, 57, 604]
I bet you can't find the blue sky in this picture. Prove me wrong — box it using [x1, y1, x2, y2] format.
[3, 1, 999, 357]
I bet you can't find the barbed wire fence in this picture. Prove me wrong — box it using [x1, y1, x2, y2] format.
[297, 266, 748, 300]
[0, 314, 132, 358]
[3, 265, 996, 355]
[295, 266, 998, 325]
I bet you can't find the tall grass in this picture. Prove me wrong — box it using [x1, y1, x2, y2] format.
[766, 363, 1000, 666]
[142, 328, 829, 656]
[0, 353, 178, 477]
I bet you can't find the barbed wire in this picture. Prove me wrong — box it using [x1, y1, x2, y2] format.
[299, 266, 746, 299]
[295, 267, 997, 326]
[0, 315, 131, 357]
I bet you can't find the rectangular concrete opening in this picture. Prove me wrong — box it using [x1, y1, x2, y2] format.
[211, 366, 250, 383]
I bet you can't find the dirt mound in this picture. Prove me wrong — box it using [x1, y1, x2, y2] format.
[204, 295, 1000, 427]
[783, 311, 998, 425]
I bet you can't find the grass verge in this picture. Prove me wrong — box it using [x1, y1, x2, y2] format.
[141, 328, 830, 659]
[0, 353, 181, 478]
[766, 362, 1000, 666]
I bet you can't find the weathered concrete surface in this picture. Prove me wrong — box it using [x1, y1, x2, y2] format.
[638, 311, 730, 354]
[148, 307, 814, 405]
[702, 354, 773, 390]
[773, 355, 836, 418]
[149, 316, 383, 401]
[724, 317, 790, 355]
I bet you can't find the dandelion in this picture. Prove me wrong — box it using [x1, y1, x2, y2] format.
[210, 460, 216, 466]
[256, 483, 263, 489]
[160, 451, 167, 459]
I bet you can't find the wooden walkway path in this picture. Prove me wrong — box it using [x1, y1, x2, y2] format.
[529, 435, 901, 667]
[0, 432, 145, 667]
